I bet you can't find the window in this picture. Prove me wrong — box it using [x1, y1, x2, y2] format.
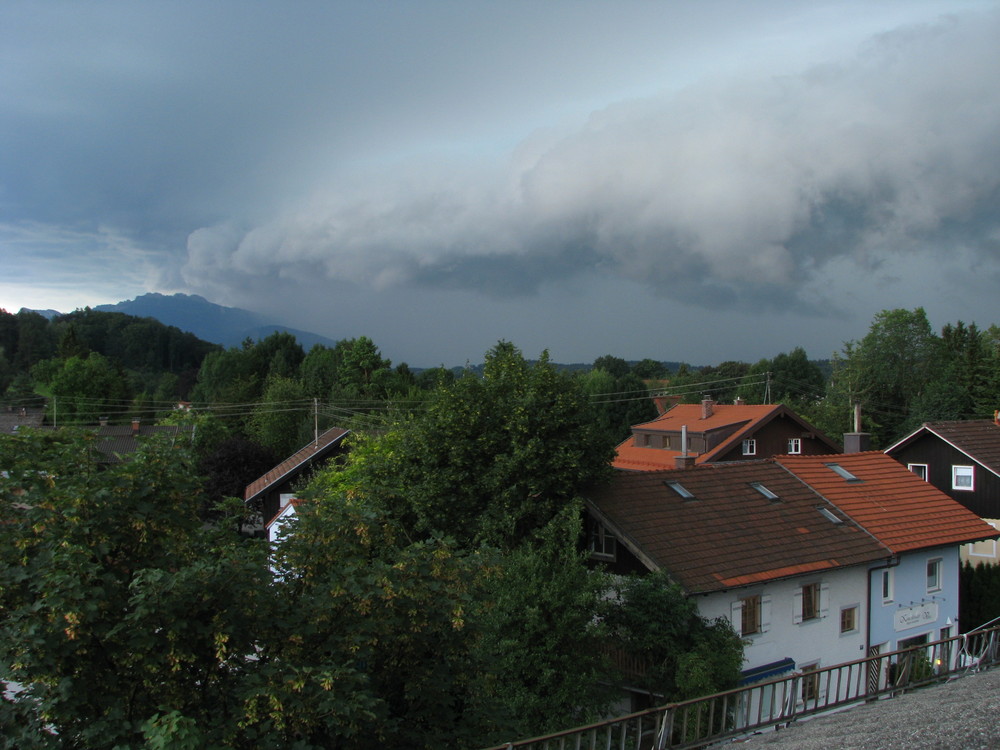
[818, 507, 843, 525]
[664, 481, 695, 499]
[825, 463, 861, 482]
[800, 664, 819, 703]
[588, 520, 617, 561]
[801, 583, 820, 621]
[881, 569, 894, 604]
[787, 438, 802, 454]
[742, 439, 756, 456]
[926, 558, 942, 592]
[908, 463, 928, 481]
[749, 482, 780, 501]
[741, 595, 761, 636]
[952, 465, 974, 491]
[840, 605, 859, 634]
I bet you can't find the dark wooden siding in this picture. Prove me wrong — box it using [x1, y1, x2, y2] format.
[714, 416, 835, 462]
[889, 434, 1000, 518]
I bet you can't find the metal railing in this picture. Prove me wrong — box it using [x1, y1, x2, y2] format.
[486, 623, 1000, 750]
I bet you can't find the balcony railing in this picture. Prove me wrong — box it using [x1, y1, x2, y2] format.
[485, 623, 1000, 750]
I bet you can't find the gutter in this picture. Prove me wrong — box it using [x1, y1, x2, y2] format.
[866, 555, 901, 662]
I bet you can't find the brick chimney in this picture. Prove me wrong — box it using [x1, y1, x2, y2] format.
[701, 396, 715, 419]
[131, 418, 140, 435]
[734, 397, 745, 406]
[674, 454, 696, 470]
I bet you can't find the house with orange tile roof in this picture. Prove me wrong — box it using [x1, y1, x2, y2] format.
[586, 452, 997, 703]
[588, 459, 886, 693]
[885, 419, 1000, 565]
[245, 425, 350, 531]
[776, 452, 998, 660]
[613, 398, 840, 472]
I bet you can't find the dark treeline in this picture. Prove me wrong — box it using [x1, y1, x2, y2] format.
[5, 305, 1000, 501]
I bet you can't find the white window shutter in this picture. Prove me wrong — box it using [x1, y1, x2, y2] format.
[761, 594, 772, 633]
[819, 583, 830, 618]
[792, 589, 803, 625]
[731, 600, 743, 631]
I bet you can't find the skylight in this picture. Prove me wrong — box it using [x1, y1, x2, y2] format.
[664, 480, 695, 499]
[824, 463, 862, 482]
[749, 482, 780, 501]
[818, 507, 844, 525]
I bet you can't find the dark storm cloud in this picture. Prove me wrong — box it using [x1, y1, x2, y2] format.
[181, 9, 1000, 320]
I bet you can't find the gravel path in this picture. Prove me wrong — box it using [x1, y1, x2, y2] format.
[726, 668, 1000, 749]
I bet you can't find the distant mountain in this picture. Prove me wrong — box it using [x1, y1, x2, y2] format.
[18, 308, 62, 320]
[94, 293, 338, 350]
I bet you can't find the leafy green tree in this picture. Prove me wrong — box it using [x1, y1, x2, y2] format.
[469, 508, 613, 744]
[695, 360, 751, 404]
[300, 343, 341, 398]
[13, 310, 56, 372]
[592, 354, 631, 378]
[632, 358, 669, 380]
[43, 351, 132, 425]
[335, 336, 392, 398]
[0, 430, 271, 748]
[264, 487, 484, 749]
[415, 366, 456, 390]
[248, 375, 311, 459]
[198, 435, 276, 511]
[603, 571, 744, 702]
[826, 308, 940, 446]
[366, 342, 614, 549]
[578, 368, 656, 447]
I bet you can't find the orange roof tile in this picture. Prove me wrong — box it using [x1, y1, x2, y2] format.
[614, 402, 839, 470]
[776, 452, 998, 553]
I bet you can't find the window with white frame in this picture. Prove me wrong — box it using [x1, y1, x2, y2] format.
[742, 439, 756, 456]
[732, 593, 770, 637]
[880, 569, 894, 604]
[800, 663, 820, 703]
[926, 558, 942, 592]
[953, 465, 974, 491]
[741, 595, 761, 635]
[908, 463, 928, 481]
[840, 605, 859, 634]
[801, 583, 820, 620]
[794, 582, 828, 624]
[587, 519, 617, 561]
[787, 438, 802, 454]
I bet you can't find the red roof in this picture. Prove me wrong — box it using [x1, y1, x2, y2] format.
[614, 402, 838, 470]
[244, 426, 349, 503]
[587, 461, 888, 594]
[776, 452, 998, 553]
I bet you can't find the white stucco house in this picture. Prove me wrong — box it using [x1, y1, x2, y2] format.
[586, 452, 996, 710]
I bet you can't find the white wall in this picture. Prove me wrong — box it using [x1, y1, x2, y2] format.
[697, 564, 869, 678]
[868, 547, 961, 655]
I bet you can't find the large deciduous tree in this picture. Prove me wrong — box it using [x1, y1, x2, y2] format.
[366, 341, 614, 549]
[0, 430, 270, 748]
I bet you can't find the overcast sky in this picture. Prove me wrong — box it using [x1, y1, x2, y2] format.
[2, 1, 999, 367]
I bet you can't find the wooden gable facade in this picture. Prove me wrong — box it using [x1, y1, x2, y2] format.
[885, 420, 1000, 519]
